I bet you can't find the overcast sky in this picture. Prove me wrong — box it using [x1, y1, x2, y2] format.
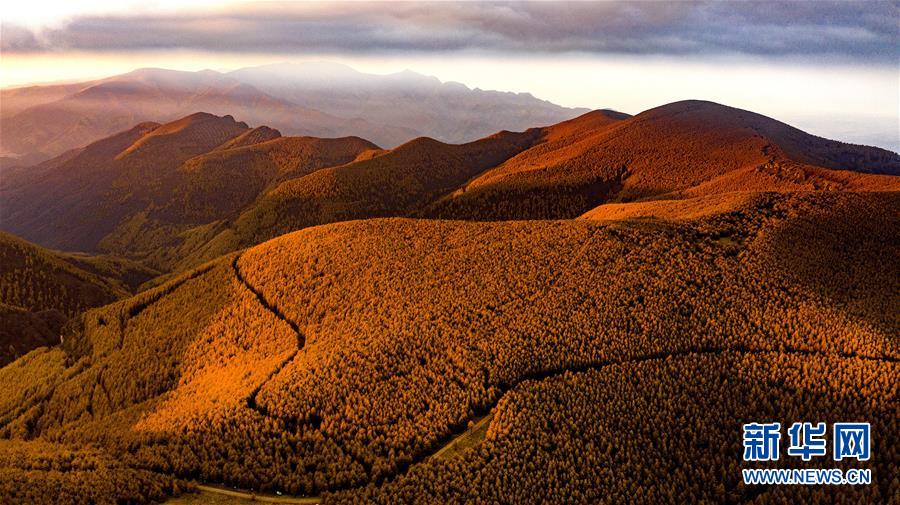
[2, 0, 898, 149]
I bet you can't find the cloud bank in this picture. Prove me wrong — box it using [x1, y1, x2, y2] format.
[2, 1, 897, 62]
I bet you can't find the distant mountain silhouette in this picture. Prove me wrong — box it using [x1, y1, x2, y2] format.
[0, 68, 405, 162]
[228, 61, 590, 145]
[0, 64, 586, 163]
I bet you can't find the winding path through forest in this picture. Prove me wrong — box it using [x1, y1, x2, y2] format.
[168, 250, 900, 503]
[231, 254, 377, 476]
[231, 255, 304, 415]
[179, 340, 896, 504]
[201, 250, 900, 503]
[189, 484, 321, 504]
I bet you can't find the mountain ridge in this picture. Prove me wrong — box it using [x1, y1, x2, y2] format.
[0, 94, 897, 504]
[3, 100, 897, 273]
[424, 100, 900, 220]
[0, 64, 586, 164]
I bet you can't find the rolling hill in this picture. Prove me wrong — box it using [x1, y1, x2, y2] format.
[1, 113, 250, 253]
[0, 190, 896, 503]
[424, 100, 900, 220]
[4, 101, 897, 275]
[172, 101, 899, 267]
[0, 113, 378, 269]
[220, 129, 545, 250]
[0, 232, 152, 316]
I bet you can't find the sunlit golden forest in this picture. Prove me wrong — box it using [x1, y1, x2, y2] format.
[0, 186, 896, 503]
[3, 0, 900, 499]
[0, 71, 898, 505]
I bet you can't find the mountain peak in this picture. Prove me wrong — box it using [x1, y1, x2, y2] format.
[116, 112, 250, 160]
[156, 112, 247, 133]
[215, 125, 282, 151]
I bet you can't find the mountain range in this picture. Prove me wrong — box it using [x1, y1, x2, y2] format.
[2, 100, 897, 272]
[0, 63, 587, 164]
[0, 91, 897, 504]
[1, 190, 896, 503]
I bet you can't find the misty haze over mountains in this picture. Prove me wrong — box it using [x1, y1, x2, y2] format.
[0, 62, 587, 165]
[3, 61, 896, 170]
[227, 62, 590, 146]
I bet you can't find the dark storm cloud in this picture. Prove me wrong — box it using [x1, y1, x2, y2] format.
[3, 1, 898, 61]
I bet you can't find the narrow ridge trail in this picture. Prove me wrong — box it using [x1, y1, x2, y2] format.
[192, 484, 321, 504]
[231, 254, 301, 337]
[230, 254, 304, 414]
[230, 253, 376, 477]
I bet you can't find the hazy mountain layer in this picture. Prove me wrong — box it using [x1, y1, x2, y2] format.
[0, 64, 586, 163]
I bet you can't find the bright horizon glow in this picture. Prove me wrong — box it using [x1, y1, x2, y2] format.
[2, 0, 898, 151]
[3, 51, 896, 117]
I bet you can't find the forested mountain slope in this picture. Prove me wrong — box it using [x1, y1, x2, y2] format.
[0, 191, 895, 503]
[0, 232, 156, 366]
[8, 101, 894, 276]
[1, 113, 248, 252]
[175, 102, 899, 269]
[0, 232, 143, 316]
[179, 102, 900, 268]
[221, 129, 545, 249]
[0, 305, 66, 369]
[0, 113, 377, 269]
[424, 100, 900, 220]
